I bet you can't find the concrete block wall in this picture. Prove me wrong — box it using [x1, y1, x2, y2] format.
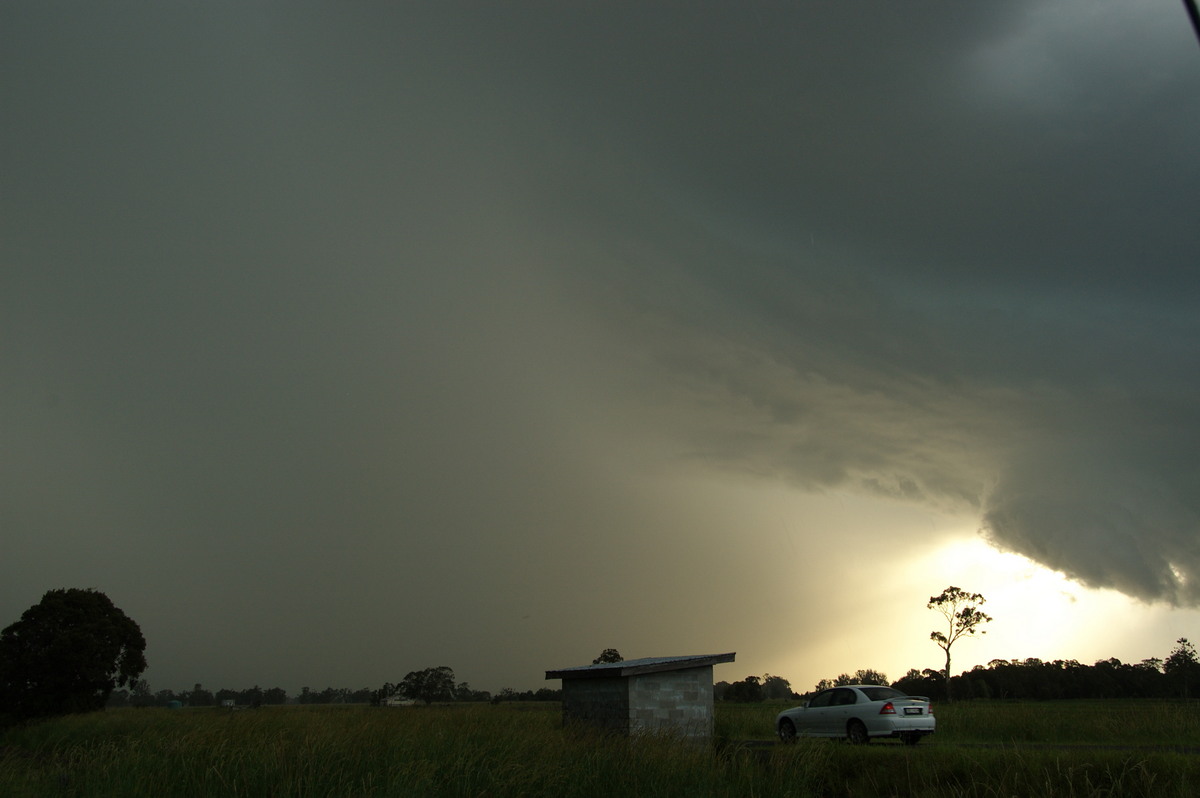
[627, 665, 714, 740]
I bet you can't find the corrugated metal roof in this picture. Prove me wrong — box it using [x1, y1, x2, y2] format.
[545, 652, 735, 680]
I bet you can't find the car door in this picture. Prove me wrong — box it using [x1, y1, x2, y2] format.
[826, 688, 859, 735]
[802, 689, 836, 735]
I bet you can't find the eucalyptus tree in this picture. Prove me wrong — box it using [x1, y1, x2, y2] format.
[928, 586, 992, 701]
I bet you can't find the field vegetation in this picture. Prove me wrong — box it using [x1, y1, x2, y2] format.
[3, 700, 1199, 797]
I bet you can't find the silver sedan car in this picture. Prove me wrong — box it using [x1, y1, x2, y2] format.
[776, 685, 935, 745]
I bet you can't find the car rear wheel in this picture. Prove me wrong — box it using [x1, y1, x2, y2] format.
[846, 720, 869, 745]
[778, 718, 797, 743]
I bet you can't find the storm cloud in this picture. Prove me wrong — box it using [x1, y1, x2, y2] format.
[3, 1, 1198, 691]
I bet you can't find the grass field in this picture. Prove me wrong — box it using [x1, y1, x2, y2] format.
[2, 700, 1198, 797]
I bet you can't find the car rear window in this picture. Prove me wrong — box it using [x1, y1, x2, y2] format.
[859, 687, 905, 701]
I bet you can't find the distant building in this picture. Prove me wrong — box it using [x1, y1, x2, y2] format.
[545, 652, 735, 742]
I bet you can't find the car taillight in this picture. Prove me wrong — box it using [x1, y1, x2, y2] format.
[928, 704, 934, 716]
[879, 702, 896, 715]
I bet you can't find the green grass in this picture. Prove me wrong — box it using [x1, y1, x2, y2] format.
[2, 701, 1199, 797]
[935, 699, 1200, 746]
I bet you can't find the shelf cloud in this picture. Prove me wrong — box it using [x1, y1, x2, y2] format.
[3, 1, 1198, 690]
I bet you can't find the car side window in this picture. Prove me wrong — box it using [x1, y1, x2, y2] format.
[833, 689, 857, 705]
[808, 690, 834, 708]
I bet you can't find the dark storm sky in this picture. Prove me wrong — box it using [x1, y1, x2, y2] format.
[3, 2, 1198, 692]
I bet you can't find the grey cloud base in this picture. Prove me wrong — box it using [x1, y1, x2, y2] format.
[2, 2, 1199, 692]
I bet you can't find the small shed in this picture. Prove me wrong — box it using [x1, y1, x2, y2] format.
[545, 652, 735, 741]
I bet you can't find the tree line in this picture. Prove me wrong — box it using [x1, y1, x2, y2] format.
[894, 639, 1200, 701]
[373, 666, 560, 705]
[104, 669, 566, 710]
[104, 683, 372, 708]
[107, 638, 1200, 710]
[717, 639, 1200, 703]
[8, 587, 1200, 727]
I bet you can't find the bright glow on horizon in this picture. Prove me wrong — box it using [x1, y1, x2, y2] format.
[915, 535, 1196, 673]
[925, 537, 1090, 661]
[770, 524, 1200, 696]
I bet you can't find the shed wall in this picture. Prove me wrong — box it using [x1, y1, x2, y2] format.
[628, 666, 714, 740]
[561, 676, 630, 734]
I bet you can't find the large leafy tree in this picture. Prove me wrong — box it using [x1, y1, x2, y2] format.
[724, 675, 764, 702]
[928, 586, 992, 701]
[0, 588, 147, 720]
[592, 649, 624, 664]
[761, 673, 793, 699]
[849, 668, 889, 686]
[813, 669, 889, 692]
[1165, 638, 1200, 700]
[397, 666, 457, 704]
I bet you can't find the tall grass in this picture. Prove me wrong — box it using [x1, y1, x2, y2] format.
[938, 699, 1200, 746]
[0, 706, 827, 797]
[2, 701, 1199, 797]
